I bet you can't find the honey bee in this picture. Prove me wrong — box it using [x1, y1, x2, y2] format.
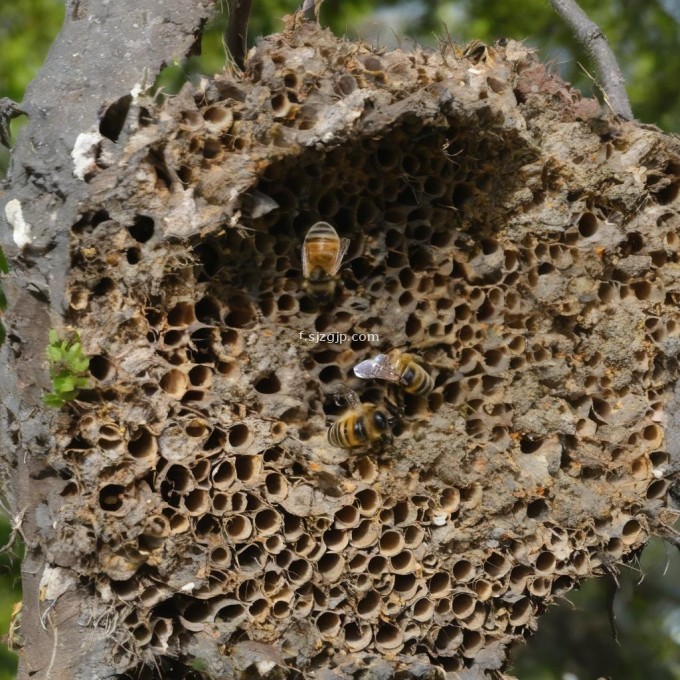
[463, 39, 488, 63]
[328, 388, 391, 449]
[302, 221, 350, 298]
[353, 350, 434, 396]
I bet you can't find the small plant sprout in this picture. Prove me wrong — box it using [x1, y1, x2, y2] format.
[44, 329, 90, 407]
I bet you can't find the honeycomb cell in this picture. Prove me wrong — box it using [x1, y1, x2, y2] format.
[229, 425, 252, 449]
[647, 479, 668, 499]
[483, 552, 511, 578]
[89, 354, 117, 382]
[534, 551, 557, 574]
[527, 576, 551, 597]
[318, 553, 345, 581]
[403, 525, 425, 549]
[451, 593, 475, 619]
[344, 621, 372, 651]
[287, 558, 313, 586]
[376, 622, 407, 653]
[428, 572, 451, 599]
[452, 559, 475, 583]
[254, 508, 282, 535]
[225, 515, 252, 541]
[461, 630, 485, 657]
[462, 601, 487, 630]
[128, 214, 154, 242]
[334, 505, 360, 529]
[183, 489, 210, 515]
[159, 369, 188, 398]
[435, 625, 463, 656]
[390, 549, 416, 574]
[355, 590, 381, 620]
[348, 520, 378, 550]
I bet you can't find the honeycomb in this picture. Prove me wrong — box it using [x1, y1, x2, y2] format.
[48, 19, 680, 679]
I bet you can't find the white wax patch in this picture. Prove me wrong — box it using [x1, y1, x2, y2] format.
[5, 198, 33, 248]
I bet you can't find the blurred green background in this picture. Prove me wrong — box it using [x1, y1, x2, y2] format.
[0, 517, 21, 680]
[1, 0, 680, 677]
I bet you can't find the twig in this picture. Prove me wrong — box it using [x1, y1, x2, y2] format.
[0, 498, 27, 549]
[45, 609, 58, 680]
[548, 0, 633, 119]
[225, 0, 254, 70]
[301, 0, 323, 21]
[40, 597, 58, 632]
[0, 98, 25, 149]
[602, 563, 621, 645]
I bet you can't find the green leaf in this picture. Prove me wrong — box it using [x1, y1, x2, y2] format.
[0, 321, 5, 347]
[46, 345, 62, 363]
[67, 355, 87, 371]
[73, 357, 90, 373]
[0, 287, 6, 311]
[73, 376, 89, 390]
[65, 342, 82, 358]
[65, 359, 86, 375]
[53, 374, 76, 394]
[44, 329, 90, 403]
[43, 393, 65, 408]
[0, 247, 8, 274]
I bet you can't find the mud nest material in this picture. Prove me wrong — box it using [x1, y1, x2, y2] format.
[51, 19, 680, 680]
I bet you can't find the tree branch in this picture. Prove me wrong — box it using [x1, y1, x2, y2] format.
[226, 0, 254, 69]
[301, 0, 322, 21]
[548, 0, 633, 120]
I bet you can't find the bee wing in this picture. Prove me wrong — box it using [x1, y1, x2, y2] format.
[333, 385, 360, 408]
[329, 238, 350, 275]
[301, 235, 311, 278]
[353, 354, 402, 383]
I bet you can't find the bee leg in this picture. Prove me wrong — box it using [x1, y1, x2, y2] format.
[385, 388, 405, 419]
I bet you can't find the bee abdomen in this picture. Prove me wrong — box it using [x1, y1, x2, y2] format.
[306, 221, 338, 240]
[402, 366, 434, 396]
[328, 416, 359, 448]
[305, 277, 336, 297]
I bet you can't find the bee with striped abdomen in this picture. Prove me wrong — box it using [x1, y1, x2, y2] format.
[463, 39, 488, 63]
[302, 221, 350, 298]
[328, 388, 391, 449]
[353, 350, 434, 396]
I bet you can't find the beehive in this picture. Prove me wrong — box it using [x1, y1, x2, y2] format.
[50, 18, 680, 679]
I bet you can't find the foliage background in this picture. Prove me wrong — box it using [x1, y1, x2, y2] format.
[1, 0, 680, 678]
